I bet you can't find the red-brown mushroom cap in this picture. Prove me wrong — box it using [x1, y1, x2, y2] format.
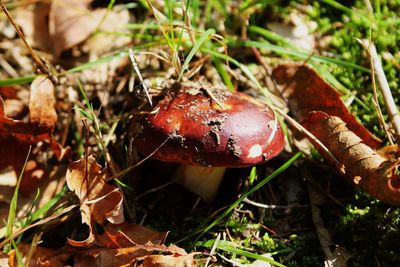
[135, 86, 284, 167]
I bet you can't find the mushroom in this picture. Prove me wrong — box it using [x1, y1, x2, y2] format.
[134, 85, 285, 203]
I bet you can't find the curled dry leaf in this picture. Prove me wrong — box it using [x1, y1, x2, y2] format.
[66, 155, 124, 247]
[11, 239, 195, 266]
[63, 156, 196, 265]
[95, 223, 168, 248]
[272, 64, 400, 204]
[74, 244, 195, 267]
[272, 63, 381, 149]
[302, 111, 400, 204]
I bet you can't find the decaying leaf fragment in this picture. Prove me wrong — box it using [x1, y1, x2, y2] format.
[7, 242, 197, 267]
[95, 223, 168, 248]
[272, 63, 381, 149]
[0, 77, 67, 194]
[64, 156, 197, 266]
[302, 111, 400, 204]
[272, 63, 400, 204]
[66, 155, 124, 246]
[49, 0, 106, 57]
[29, 77, 57, 128]
[74, 244, 196, 267]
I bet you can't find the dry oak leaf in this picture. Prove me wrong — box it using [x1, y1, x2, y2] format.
[9, 243, 76, 267]
[73, 244, 196, 267]
[66, 154, 124, 247]
[49, 0, 107, 57]
[16, 0, 130, 59]
[302, 111, 400, 204]
[95, 222, 168, 248]
[272, 63, 381, 149]
[10, 243, 196, 267]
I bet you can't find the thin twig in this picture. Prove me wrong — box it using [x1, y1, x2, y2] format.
[129, 49, 153, 107]
[361, 1, 400, 142]
[0, 204, 78, 249]
[368, 41, 400, 142]
[308, 181, 350, 266]
[251, 47, 279, 91]
[274, 108, 343, 171]
[135, 180, 174, 201]
[368, 44, 394, 144]
[202, 87, 226, 109]
[204, 233, 220, 267]
[243, 198, 308, 209]
[1, 1, 48, 75]
[106, 137, 169, 182]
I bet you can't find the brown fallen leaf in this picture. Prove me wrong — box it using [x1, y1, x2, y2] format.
[272, 63, 381, 149]
[12, 243, 75, 267]
[73, 244, 195, 267]
[63, 155, 196, 265]
[11, 238, 196, 266]
[49, 0, 106, 57]
[95, 222, 168, 248]
[66, 155, 124, 247]
[0, 252, 9, 267]
[302, 111, 400, 204]
[141, 253, 198, 267]
[15, 3, 52, 53]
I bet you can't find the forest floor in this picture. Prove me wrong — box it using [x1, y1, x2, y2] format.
[1, 0, 400, 266]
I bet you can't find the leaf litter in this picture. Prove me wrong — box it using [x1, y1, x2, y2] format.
[1, 0, 400, 266]
[273, 63, 400, 204]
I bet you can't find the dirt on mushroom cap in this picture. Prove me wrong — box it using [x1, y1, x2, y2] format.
[134, 85, 285, 167]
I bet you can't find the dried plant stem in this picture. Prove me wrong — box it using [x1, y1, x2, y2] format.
[368, 42, 400, 142]
[274, 108, 343, 169]
[308, 181, 350, 266]
[129, 49, 153, 107]
[1, 1, 48, 75]
[369, 46, 394, 144]
[361, 0, 400, 141]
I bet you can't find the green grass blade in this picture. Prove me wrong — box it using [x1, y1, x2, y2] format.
[0, 42, 163, 87]
[16, 189, 40, 243]
[0, 76, 36, 86]
[178, 28, 215, 81]
[203, 48, 262, 89]
[321, 0, 369, 20]
[76, 79, 92, 110]
[249, 25, 293, 47]
[124, 23, 160, 30]
[199, 240, 287, 267]
[248, 166, 257, 185]
[242, 40, 370, 73]
[196, 152, 302, 240]
[28, 186, 69, 223]
[11, 239, 24, 267]
[213, 57, 234, 91]
[191, 0, 200, 26]
[5, 146, 32, 252]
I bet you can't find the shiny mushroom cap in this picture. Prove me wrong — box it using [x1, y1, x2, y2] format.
[135, 86, 285, 167]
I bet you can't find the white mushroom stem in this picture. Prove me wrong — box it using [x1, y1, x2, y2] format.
[174, 165, 226, 204]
